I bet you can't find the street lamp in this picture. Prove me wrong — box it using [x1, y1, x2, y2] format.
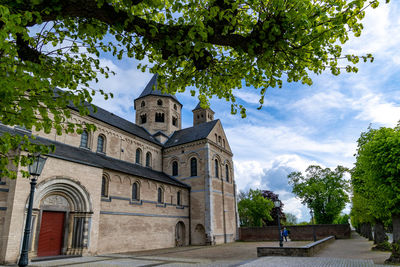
[310, 209, 317, 242]
[274, 200, 283, 247]
[18, 154, 47, 267]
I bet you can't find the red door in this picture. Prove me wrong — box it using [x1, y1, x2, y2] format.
[37, 211, 65, 257]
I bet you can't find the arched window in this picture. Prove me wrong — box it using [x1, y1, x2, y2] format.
[132, 182, 139, 200]
[155, 112, 165, 122]
[172, 116, 177, 126]
[140, 114, 147, 124]
[174, 104, 177, 110]
[157, 99, 163, 106]
[172, 161, 178, 176]
[225, 164, 229, 182]
[215, 134, 218, 143]
[141, 101, 145, 107]
[190, 157, 197, 177]
[101, 175, 109, 197]
[80, 130, 89, 148]
[177, 191, 181, 206]
[136, 148, 142, 164]
[215, 159, 219, 178]
[218, 136, 222, 144]
[97, 135, 105, 153]
[157, 187, 163, 203]
[146, 152, 152, 168]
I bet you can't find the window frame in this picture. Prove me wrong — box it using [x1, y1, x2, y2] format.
[80, 130, 89, 148]
[215, 159, 219, 178]
[190, 157, 197, 177]
[172, 161, 178, 176]
[177, 191, 181, 206]
[225, 164, 229, 182]
[136, 148, 142, 165]
[146, 152, 152, 168]
[132, 182, 139, 201]
[96, 135, 105, 153]
[157, 187, 164, 203]
[101, 175, 109, 198]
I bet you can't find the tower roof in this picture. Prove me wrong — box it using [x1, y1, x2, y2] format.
[192, 101, 214, 113]
[136, 74, 181, 105]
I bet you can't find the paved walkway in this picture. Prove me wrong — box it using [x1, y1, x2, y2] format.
[4, 232, 395, 266]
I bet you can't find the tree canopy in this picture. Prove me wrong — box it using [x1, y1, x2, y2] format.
[238, 189, 274, 227]
[288, 165, 350, 224]
[0, 0, 389, 177]
[352, 125, 400, 262]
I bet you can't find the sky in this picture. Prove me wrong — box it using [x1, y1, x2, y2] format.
[88, 2, 400, 222]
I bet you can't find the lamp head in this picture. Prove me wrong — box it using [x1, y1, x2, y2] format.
[274, 200, 281, 208]
[28, 154, 47, 177]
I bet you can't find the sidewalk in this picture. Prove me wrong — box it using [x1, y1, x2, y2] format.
[5, 231, 395, 266]
[316, 231, 392, 265]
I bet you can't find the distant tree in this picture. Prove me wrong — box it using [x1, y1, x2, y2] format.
[261, 190, 286, 225]
[333, 214, 350, 225]
[285, 213, 298, 225]
[288, 165, 350, 224]
[238, 189, 274, 227]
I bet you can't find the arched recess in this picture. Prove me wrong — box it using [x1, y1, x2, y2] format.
[192, 224, 206, 245]
[175, 221, 186, 246]
[27, 178, 93, 258]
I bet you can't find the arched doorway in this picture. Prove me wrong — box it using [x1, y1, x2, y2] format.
[37, 195, 69, 257]
[175, 221, 185, 246]
[192, 224, 206, 245]
[28, 178, 92, 258]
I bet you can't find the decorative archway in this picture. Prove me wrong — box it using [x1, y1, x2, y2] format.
[192, 224, 206, 245]
[27, 178, 93, 258]
[175, 221, 186, 246]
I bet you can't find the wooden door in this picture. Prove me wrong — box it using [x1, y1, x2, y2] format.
[37, 211, 65, 257]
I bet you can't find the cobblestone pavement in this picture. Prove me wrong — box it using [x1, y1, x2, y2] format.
[4, 232, 395, 267]
[241, 257, 392, 267]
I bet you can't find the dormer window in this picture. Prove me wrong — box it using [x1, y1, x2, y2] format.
[157, 99, 163, 106]
[140, 114, 147, 124]
[155, 112, 165, 122]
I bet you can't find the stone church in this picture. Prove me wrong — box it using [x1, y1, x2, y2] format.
[0, 75, 238, 264]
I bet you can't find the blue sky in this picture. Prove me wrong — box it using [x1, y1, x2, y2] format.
[88, 2, 400, 222]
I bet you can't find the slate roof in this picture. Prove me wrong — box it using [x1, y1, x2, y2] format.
[0, 126, 189, 188]
[136, 74, 182, 105]
[68, 103, 161, 146]
[164, 120, 219, 148]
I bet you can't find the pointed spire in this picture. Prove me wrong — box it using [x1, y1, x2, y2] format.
[193, 101, 213, 111]
[137, 74, 181, 104]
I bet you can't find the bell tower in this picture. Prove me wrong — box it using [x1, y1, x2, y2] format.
[134, 74, 182, 137]
[192, 102, 215, 126]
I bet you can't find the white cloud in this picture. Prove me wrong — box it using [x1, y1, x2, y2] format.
[353, 93, 400, 126]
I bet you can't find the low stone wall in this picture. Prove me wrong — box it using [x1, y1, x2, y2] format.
[257, 236, 335, 257]
[240, 224, 350, 241]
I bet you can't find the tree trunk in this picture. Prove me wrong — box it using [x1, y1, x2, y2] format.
[374, 221, 386, 244]
[372, 220, 389, 251]
[385, 213, 400, 264]
[360, 223, 366, 237]
[366, 222, 373, 241]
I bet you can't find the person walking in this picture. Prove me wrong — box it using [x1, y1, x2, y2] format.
[283, 227, 289, 242]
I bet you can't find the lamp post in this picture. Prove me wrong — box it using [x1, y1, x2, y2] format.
[274, 200, 283, 247]
[18, 154, 47, 267]
[310, 209, 317, 242]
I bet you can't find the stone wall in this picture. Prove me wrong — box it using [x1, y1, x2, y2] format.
[239, 224, 351, 241]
